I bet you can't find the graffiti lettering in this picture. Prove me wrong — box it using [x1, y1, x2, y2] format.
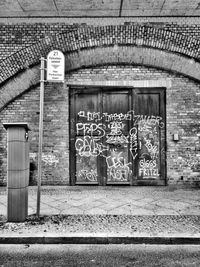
[134, 115, 164, 128]
[77, 169, 97, 182]
[174, 156, 200, 168]
[78, 111, 102, 122]
[108, 168, 131, 181]
[139, 158, 159, 178]
[106, 134, 129, 145]
[76, 123, 105, 137]
[129, 127, 138, 160]
[109, 121, 125, 135]
[139, 168, 159, 177]
[144, 138, 159, 159]
[75, 136, 108, 157]
[103, 110, 134, 122]
[42, 153, 59, 167]
[106, 154, 131, 170]
[106, 152, 132, 182]
[77, 110, 164, 128]
[139, 159, 157, 169]
[76, 109, 165, 181]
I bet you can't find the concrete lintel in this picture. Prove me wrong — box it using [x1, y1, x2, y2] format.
[67, 79, 172, 88]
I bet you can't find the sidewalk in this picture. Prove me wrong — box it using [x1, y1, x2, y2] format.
[0, 185, 200, 244]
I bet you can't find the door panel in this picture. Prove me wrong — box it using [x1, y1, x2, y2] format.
[103, 91, 131, 184]
[70, 86, 166, 186]
[71, 89, 101, 184]
[75, 136, 98, 183]
[133, 89, 166, 185]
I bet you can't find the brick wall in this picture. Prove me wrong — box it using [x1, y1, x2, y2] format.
[1, 65, 200, 185]
[1, 18, 200, 186]
[1, 19, 200, 62]
[1, 22, 200, 85]
[0, 81, 69, 185]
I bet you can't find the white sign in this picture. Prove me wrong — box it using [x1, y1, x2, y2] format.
[47, 50, 65, 82]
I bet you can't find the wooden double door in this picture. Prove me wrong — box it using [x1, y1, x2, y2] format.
[70, 86, 166, 186]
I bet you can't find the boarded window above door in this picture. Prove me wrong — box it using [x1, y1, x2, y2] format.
[69, 86, 166, 186]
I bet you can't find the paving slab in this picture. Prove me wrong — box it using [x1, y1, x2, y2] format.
[0, 185, 200, 244]
[0, 185, 199, 216]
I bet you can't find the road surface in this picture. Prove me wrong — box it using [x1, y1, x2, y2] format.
[0, 244, 200, 266]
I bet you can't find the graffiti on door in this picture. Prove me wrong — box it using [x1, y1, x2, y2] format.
[138, 119, 160, 178]
[106, 151, 132, 181]
[139, 158, 159, 178]
[77, 169, 98, 182]
[75, 110, 164, 182]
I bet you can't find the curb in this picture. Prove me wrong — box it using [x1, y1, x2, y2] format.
[0, 236, 200, 245]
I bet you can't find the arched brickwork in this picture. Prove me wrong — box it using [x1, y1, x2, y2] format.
[1, 24, 200, 111]
[0, 24, 200, 84]
[1, 46, 200, 112]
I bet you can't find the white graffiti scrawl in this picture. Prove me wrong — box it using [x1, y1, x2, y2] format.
[77, 169, 98, 182]
[42, 153, 59, 167]
[30, 152, 59, 167]
[75, 110, 164, 182]
[75, 136, 107, 157]
[139, 158, 159, 178]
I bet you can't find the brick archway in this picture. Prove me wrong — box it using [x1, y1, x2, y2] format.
[1, 24, 200, 110]
[0, 24, 200, 84]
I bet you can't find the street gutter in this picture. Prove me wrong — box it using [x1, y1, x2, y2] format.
[1, 235, 200, 245]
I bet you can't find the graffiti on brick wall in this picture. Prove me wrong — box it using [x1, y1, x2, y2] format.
[42, 153, 59, 167]
[75, 110, 164, 182]
[30, 152, 37, 161]
[173, 155, 200, 169]
[30, 152, 59, 167]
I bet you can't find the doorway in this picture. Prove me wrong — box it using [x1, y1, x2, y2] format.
[69, 86, 166, 186]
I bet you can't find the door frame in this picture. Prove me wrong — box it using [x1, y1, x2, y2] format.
[69, 84, 167, 186]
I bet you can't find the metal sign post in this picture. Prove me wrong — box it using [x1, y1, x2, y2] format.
[36, 51, 65, 218]
[37, 57, 45, 218]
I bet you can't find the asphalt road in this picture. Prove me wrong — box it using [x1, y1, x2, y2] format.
[0, 244, 200, 266]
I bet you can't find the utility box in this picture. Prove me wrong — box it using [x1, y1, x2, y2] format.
[3, 123, 30, 222]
